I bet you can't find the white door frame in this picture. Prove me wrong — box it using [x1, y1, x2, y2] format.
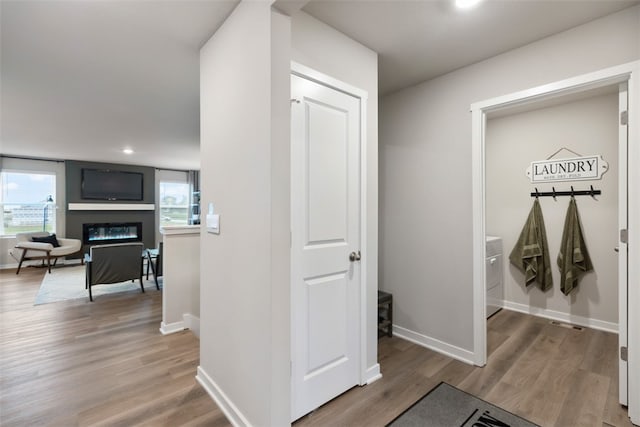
[618, 81, 629, 406]
[470, 61, 640, 423]
[290, 61, 370, 386]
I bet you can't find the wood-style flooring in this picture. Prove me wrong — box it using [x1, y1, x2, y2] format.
[1, 266, 633, 426]
[0, 267, 228, 426]
[295, 310, 633, 427]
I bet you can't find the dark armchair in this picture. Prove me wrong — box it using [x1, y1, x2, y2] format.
[85, 242, 145, 301]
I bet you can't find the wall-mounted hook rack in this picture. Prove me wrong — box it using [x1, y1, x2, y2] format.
[530, 187, 601, 198]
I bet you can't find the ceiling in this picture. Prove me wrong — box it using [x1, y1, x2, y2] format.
[303, 0, 638, 94]
[1, 0, 637, 170]
[0, 0, 238, 171]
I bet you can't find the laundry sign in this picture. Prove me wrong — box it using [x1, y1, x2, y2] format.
[526, 155, 608, 183]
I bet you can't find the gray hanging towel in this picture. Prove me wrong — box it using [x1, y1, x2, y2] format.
[509, 198, 553, 291]
[557, 196, 593, 295]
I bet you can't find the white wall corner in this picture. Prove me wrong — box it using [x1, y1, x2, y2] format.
[364, 363, 382, 385]
[196, 366, 252, 427]
[160, 314, 200, 337]
[392, 325, 476, 366]
[159, 320, 186, 335]
[184, 313, 201, 338]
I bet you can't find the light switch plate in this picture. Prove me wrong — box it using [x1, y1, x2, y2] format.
[206, 213, 220, 234]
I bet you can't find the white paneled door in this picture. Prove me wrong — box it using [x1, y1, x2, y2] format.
[290, 73, 362, 421]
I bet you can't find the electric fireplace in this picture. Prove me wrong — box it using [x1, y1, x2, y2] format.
[82, 222, 142, 245]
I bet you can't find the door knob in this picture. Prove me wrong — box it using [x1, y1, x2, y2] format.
[349, 251, 361, 262]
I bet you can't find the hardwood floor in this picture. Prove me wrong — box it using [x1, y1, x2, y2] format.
[0, 267, 229, 427]
[1, 267, 632, 426]
[295, 309, 633, 427]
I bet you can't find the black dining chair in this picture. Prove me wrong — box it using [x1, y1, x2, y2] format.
[146, 242, 163, 289]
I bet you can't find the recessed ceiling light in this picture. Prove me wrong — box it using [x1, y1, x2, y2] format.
[455, 0, 483, 9]
[122, 148, 134, 155]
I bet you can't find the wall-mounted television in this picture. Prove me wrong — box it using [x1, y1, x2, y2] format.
[81, 168, 144, 201]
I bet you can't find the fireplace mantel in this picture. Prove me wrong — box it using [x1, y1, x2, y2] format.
[68, 203, 155, 211]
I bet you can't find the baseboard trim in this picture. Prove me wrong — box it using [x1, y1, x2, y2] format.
[0, 262, 19, 270]
[159, 320, 186, 335]
[196, 366, 251, 427]
[392, 325, 476, 365]
[184, 313, 200, 338]
[1, 257, 81, 271]
[160, 314, 200, 336]
[502, 301, 618, 334]
[364, 363, 382, 385]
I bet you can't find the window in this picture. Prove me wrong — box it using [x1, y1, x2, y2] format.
[159, 181, 190, 227]
[1, 171, 56, 236]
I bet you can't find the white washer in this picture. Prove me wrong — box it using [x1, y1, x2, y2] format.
[486, 236, 503, 318]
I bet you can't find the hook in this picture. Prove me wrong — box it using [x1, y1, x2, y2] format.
[552, 187, 557, 201]
[590, 185, 595, 198]
[571, 186, 575, 197]
[534, 187, 539, 199]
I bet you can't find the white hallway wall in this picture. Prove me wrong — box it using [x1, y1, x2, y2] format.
[198, 4, 378, 426]
[486, 92, 619, 328]
[380, 6, 640, 356]
[198, 2, 290, 426]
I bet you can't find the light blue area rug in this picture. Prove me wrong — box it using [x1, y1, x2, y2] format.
[35, 265, 161, 305]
